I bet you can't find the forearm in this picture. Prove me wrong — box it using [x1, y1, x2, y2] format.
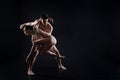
[20, 22, 34, 29]
[38, 29, 50, 36]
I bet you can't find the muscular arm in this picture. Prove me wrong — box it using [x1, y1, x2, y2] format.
[20, 20, 37, 29]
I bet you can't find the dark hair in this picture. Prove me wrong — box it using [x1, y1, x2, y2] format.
[24, 26, 33, 31]
[40, 13, 49, 19]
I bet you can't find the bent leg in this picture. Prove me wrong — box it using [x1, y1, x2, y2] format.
[49, 46, 66, 70]
[49, 45, 65, 58]
[35, 37, 66, 70]
[41, 45, 66, 70]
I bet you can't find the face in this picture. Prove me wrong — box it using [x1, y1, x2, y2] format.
[23, 28, 33, 36]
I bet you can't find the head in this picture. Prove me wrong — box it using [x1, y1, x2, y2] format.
[23, 26, 34, 36]
[40, 13, 49, 23]
[40, 13, 49, 19]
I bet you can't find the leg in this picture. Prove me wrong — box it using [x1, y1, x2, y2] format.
[26, 44, 39, 75]
[35, 37, 66, 70]
[49, 45, 65, 59]
[41, 45, 66, 70]
[49, 46, 66, 70]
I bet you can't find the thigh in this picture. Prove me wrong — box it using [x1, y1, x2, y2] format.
[34, 37, 55, 53]
[34, 38, 48, 50]
[41, 44, 53, 53]
[35, 38, 50, 45]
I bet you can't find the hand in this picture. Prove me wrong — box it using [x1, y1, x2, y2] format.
[48, 18, 54, 23]
[20, 24, 25, 29]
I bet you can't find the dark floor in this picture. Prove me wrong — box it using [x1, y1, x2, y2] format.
[1, 55, 120, 80]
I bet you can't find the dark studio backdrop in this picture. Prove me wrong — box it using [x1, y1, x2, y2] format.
[0, 0, 120, 80]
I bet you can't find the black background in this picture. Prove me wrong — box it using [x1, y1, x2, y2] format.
[0, 0, 120, 80]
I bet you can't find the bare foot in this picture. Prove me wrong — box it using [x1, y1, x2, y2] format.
[59, 56, 65, 59]
[58, 65, 67, 70]
[27, 71, 35, 75]
[56, 56, 65, 59]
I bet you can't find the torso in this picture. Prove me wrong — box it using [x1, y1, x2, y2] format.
[32, 20, 53, 42]
[35, 20, 52, 34]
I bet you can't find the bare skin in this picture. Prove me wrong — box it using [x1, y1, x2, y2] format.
[20, 18, 66, 75]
